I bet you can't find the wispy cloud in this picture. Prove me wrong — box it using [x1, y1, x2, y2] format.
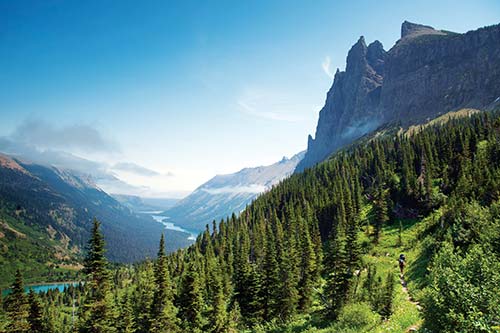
[11, 119, 120, 154]
[322, 56, 335, 79]
[201, 184, 266, 194]
[112, 162, 173, 177]
[237, 101, 303, 122]
[237, 90, 309, 123]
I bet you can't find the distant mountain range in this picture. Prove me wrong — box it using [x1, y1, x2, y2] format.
[0, 153, 192, 285]
[163, 152, 305, 231]
[296, 21, 500, 171]
[111, 194, 179, 212]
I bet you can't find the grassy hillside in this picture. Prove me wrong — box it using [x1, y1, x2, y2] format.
[247, 214, 424, 333]
[0, 207, 81, 289]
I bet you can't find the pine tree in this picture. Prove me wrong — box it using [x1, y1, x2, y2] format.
[149, 234, 179, 332]
[378, 272, 394, 318]
[362, 264, 377, 305]
[79, 218, 117, 333]
[4, 269, 30, 333]
[225, 301, 241, 332]
[233, 231, 262, 325]
[297, 217, 317, 311]
[345, 216, 361, 278]
[27, 289, 44, 333]
[118, 292, 135, 333]
[207, 268, 226, 333]
[177, 262, 205, 332]
[324, 228, 349, 319]
[373, 188, 389, 243]
[133, 261, 155, 333]
[261, 223, 281, 320]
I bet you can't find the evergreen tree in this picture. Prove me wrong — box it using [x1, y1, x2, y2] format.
[297, 217, 317, 311]
[373, 188, 389, 243]
[324, 228, 349, 319]
[261, 222, 281, 320]
[133, 261, 155, 333]
[225, 301, 241, 333]
[177, 262, 205, 332]
[79, 218, 117, 333]
[27, 289, 44, 333]
[345, 216, 361, 278]
[118, 292, 135, 333]
[378, 272, 394, 318]
[150, 234, 179, 332]
[4, 269, 30, 333]
[207, 269, 226, 333]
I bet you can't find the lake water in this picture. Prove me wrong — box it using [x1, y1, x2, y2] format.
[2, 281, 80, 296]
[144, 212, 197, 241]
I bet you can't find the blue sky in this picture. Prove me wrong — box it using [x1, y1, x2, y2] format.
[1, 0, 499, 196]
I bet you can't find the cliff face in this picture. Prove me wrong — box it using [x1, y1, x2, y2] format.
[296, 21, 500, 171]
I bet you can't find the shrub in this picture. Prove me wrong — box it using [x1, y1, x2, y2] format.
[423, 243, 500, 332]
[335, 302, 380, 331]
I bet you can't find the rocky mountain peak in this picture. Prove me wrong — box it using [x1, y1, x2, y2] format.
[346, 36, 368, 72]
[367, 40, 386, 73]
[400, 21, 446, 39]
[296, 22, 500, 172]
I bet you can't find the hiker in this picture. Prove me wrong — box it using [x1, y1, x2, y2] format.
[399, 254, 406, 275]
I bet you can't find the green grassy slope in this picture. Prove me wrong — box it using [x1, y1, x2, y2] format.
[0, 208, 81, 289]
[244, 209, 425, 333]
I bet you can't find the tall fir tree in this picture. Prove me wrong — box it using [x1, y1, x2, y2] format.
[149, 234, 179, 333]
[133, 261, 155, 333]
[4, 269, 30, 333]
[324, 228, 349, 319]
[206, 266, 226, 333]
[261, 221, 281, 320]
[118, 292, 135, 333]
[373, 187, 389, 243]
[177, 262, 205, 332]
[79, 218, 117, 333]
[297, 217, 317, 311]
[27, 289, 44, 333]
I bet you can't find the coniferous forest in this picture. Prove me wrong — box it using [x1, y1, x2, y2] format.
[1, 110, 500, 332]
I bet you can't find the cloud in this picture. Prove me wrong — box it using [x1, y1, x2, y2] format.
[322, 56, 335, 79]
[237, 91, 307, 123]
[201, 184, 266, 194]
[112, 162, 172, 177]
[95, 173, 151, 194]
[11, 119, 120, 154]
[0, 137, 110, 176]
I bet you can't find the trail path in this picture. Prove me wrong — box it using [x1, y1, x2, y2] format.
[400, 275, 422, 310]
[400, 274, 422, 332]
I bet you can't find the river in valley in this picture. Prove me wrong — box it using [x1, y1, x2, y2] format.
[143, 211, 197, 241]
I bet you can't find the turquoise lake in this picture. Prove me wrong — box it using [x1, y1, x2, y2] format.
[2, 282, 80, 296]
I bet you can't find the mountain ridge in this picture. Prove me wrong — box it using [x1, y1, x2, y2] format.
[296, 21, 500, 171]
[0, 154, 192, 281]
[163, 151, 305, 231]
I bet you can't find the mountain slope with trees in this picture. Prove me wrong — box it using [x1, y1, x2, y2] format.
[3, 109, 499, 332]
[0, 156, 192, 287]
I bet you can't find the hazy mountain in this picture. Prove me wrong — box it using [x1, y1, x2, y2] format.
[163, 151, 305, 231]
[112, 194, 179, 212]
[296, 21, 500, 171]
[0, 154, 192, 267]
